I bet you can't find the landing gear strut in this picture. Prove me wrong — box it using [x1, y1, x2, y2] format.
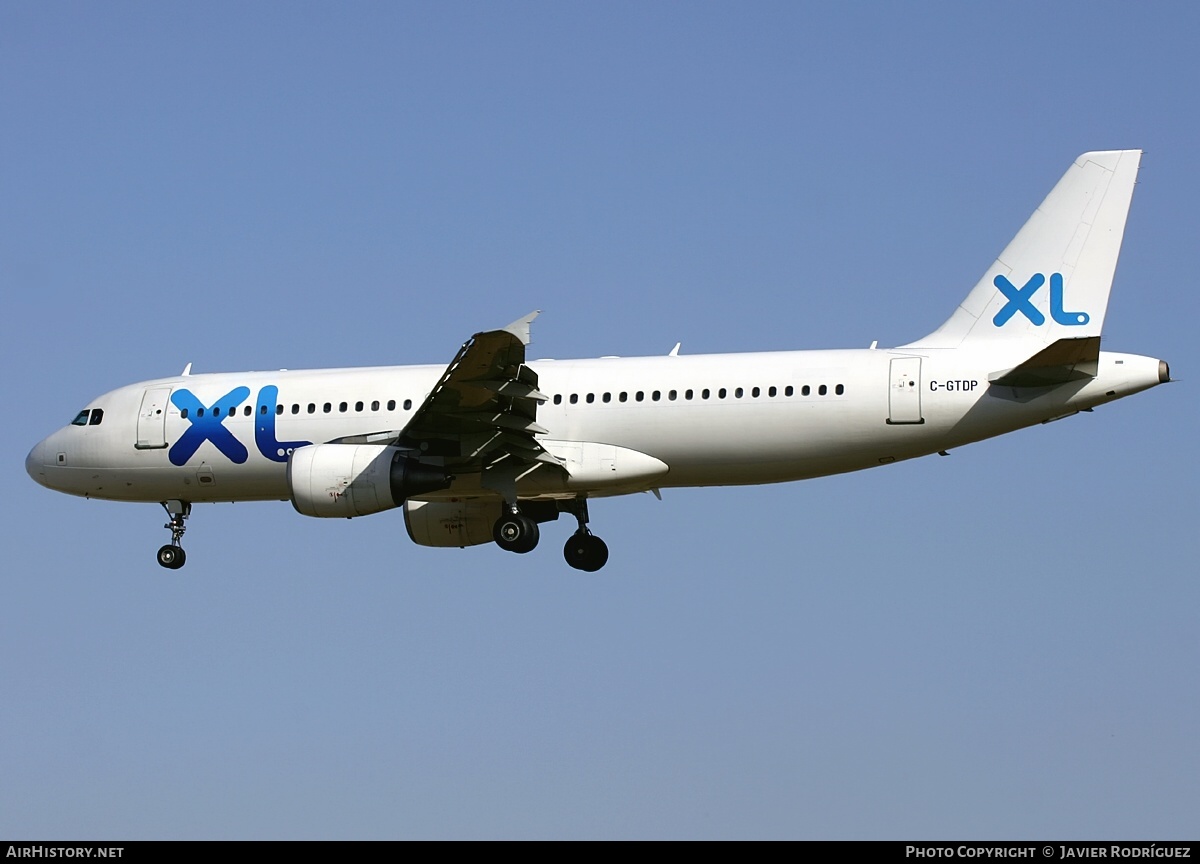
[493, 504, 539, 554]
[561, 497, 609, 572]
[490, 497, 609, 569]
[157, 500, 191, 570]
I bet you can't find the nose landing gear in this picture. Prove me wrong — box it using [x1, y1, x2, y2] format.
[157, 500, 191, 570]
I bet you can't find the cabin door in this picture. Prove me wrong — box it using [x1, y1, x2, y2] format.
[887, 357, 923, 424]
[135, 387, 172, 449]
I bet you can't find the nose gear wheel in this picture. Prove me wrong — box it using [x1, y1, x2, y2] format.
[157, 500, 191, 570]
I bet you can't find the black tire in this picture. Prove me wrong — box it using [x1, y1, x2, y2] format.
[493, 514, 539, 554]
[157, 545, 185, 570]
[493, 515, 523, 549]
[514, 516, 539, 553]
[564, 533, 609, 572]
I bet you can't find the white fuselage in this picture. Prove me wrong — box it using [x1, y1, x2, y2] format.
[25, 346, 1165, 505]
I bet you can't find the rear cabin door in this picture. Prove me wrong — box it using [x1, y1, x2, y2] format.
[887, 357, 924, 424]
[135, 387, 172, 449]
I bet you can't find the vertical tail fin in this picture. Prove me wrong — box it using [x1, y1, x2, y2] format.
[907, 150, 1142, 350]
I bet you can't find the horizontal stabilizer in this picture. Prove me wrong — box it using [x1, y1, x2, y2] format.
[989, 336, 1101, 387]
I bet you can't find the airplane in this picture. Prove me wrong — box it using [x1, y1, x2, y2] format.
[26, 150, 1170, 572]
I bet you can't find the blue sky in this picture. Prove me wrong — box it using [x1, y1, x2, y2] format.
[2, 2, 1196, 839]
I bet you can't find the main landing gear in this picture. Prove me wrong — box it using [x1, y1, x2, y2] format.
[157, 500, 190, 570]
[561, 497, 608, 572]
[563, 531, 608, 572]
[492, 504, 540, 554]
[490, 497, 610, 571]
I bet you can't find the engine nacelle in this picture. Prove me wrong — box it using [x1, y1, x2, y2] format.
[404, 498, 504, 548]
[288, 444, 450, 518]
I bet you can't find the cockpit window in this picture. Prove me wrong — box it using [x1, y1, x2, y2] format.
[71, 410, 90, 426]
[89, 409, 104, 426]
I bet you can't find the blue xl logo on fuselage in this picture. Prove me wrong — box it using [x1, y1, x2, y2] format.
[168, 384, 311, 466]
[992, 273, 1090, 327]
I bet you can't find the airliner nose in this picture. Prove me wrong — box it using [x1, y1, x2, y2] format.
[26, 440, 48, 487]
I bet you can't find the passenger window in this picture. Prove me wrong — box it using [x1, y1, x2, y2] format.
[702, 389, 710, 400]
[768, 386, 776, 397]
[404, 399, 412, 410]
[260, 405, 268, 415]
[244, 405, 251, 416]
[586, 393, 594, 403]
[668, 390, 677, 401]
[355, 401, 364, 412]
[276, 405, 284, 415]
[752, 387, 760, 398]
[387, 400, 396, 411]
[198, 408, 205, 418]
[836, 384, 845, 395]
[180, 408, 189, 420]
[602, 392, 611, 403]
[819, 385, 828, 396]
[785, 385, 794, 397]
[72, 410, 90, 426]
[735, 388, 743, 398]
[570, 394, 578, 404]
[719, 388, 727, 399]
[89, 409, 104, 426]
[291, 404, 300, 414]
[371, 400, 380, 411]
[636, 391, 644, 402]
[553, 394, 562, 405]
[619, 392, 628, 402]
[339, 402, 347, 413]
[652, 390, 661, 401]
[311, 404, 319, 414]
[685, 389, 693, 400]
[802, 385, 811, 396]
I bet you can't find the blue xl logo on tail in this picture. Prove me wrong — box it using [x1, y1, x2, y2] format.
[992, 273, 1089, 327]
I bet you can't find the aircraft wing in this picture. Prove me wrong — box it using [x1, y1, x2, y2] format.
[333, 311, 564, 478]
